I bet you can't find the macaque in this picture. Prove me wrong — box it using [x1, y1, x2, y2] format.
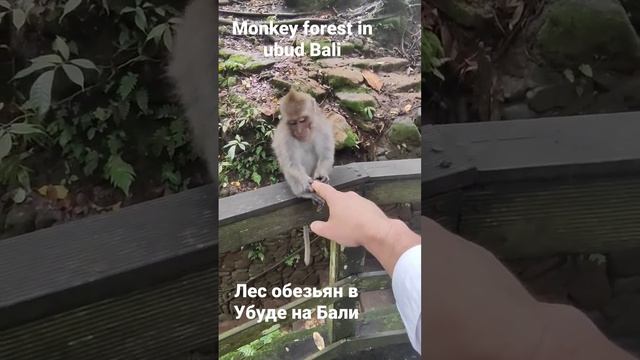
[272, 90, 335, 206]
[167, 0, 216, 180]
[272, 90, 335, 265]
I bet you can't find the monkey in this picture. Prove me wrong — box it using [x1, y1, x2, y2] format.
[272, 89, 335, 266]
[167, 0, 217, 181]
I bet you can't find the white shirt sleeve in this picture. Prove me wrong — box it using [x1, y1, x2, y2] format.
[391, 245, 422, 354]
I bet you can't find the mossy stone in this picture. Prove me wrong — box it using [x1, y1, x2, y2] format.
[536, 0, 640, 70]
[388, 117, 421, 147]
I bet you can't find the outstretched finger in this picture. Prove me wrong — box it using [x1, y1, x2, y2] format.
[310, 181, 339, 205]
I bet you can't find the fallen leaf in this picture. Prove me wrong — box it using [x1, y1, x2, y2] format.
[579, 64, 593, 78]
[312, 331, 325, 350]
[362, 70, 383, 91]
[53, 185, 69, 199]
[403, 104, 412, 113]
[563, 69, 575, 83]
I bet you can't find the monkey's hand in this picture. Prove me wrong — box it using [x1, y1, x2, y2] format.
[303, 178, 326, 211]
[313, 171, 330, 184]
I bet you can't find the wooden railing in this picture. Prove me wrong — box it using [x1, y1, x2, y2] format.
[218, 159, 421, 359]
[0, 185, 217, 360]
[424, 111, 640, 256]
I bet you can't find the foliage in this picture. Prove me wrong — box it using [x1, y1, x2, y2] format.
[284, 252, 300, 267]
[219, 94, 279, 190]
[248, 242, 265, 263]
[0, 0, 198, 196]
[422, 29, 447, 80]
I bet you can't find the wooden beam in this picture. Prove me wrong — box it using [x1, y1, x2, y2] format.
[219, 160, 421, 252]
[0, 184, 217, 330]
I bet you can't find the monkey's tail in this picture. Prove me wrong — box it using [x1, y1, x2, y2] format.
[303, 224, 311, 266]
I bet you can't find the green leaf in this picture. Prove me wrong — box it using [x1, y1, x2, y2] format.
[162, 29, 173, 50]
[9, 123, 43, 135]
[104, 155, 135, 195]
[0, 131, 12, 161]
[29, 70, 55, 117]
[120, 6, 136, 14]
[62, 64, 84, 88]
[31, 54, 63, 64]
[61, 0, 83, 21]
[13, 61, 55, 80]
[0, 1, 11, 9]
[251, 172, 262, 185]
[83, 149, 99, 176]
[146, 24, 166, 42]
[12, 187, 27, 203]
[53, 37, 70, 60]
[135, 89, 148, 113]
[134, 8, 147, 31]
[70, 58, 98, 71]
[117, 73, 138, 100]
[12, 9, 26, 30]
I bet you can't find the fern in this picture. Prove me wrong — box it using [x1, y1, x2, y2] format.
[104, 154, 135, 195]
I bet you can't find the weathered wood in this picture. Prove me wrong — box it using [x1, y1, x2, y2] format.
[422, 124, 476, 197]
[0, 268, 217, 360]
[460, 176, 640, 257]
[219, 160, 421, 252]
[305, 330, 411, 359]
[219, 271, 390, 356]
[435, 112, 640, 183]
[0, 184, 216, 330]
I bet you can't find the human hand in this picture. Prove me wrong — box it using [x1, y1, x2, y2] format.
[309, 181, 394, 248]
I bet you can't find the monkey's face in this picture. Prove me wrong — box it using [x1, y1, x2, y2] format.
[287, 116, 312, 141]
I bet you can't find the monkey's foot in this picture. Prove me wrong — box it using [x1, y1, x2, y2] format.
[314, 175, 330, 183]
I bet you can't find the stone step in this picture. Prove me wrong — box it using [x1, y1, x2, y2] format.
[378, 72, 420, 92]
[317, 57, 409, 72]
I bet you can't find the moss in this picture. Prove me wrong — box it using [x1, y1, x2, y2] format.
[536, 0, 640, 70]
[389, 120, 421, 147]
[336, 128, 359, 150]
[422, 30, 444, 75]
[338, 97, 376, 117]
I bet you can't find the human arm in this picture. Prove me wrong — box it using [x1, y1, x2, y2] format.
[421, 216, 636, 360]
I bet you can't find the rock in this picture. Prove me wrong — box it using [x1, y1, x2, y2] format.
[231, 269, 249, 282]
[327, 112, 358, 150]
[317, 57, 409, 72]
[526, 83, 578, 112]
[322, 68, 364, 89]
[220, 50, 277, 73]
[388, 117, 421, 147]
[434, 0, 494, 27]
[351, 38, 364, 49]
[378, 72, 421, 92]
[501, 75, 528, 100]
[610, 248, 640, 276]
[35, 208, 63, 230]
[271, 76, 327, 99]
[502, 103, 537, 120]
[4, 204, 36, 236]
[567, 256, 611, 310]
[614, 276, 640, 296]
[336, 92, 377, 116]
[536, 0, 640, 70]
[284, 0, 335, 11]
[413, 107, 422, 126]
